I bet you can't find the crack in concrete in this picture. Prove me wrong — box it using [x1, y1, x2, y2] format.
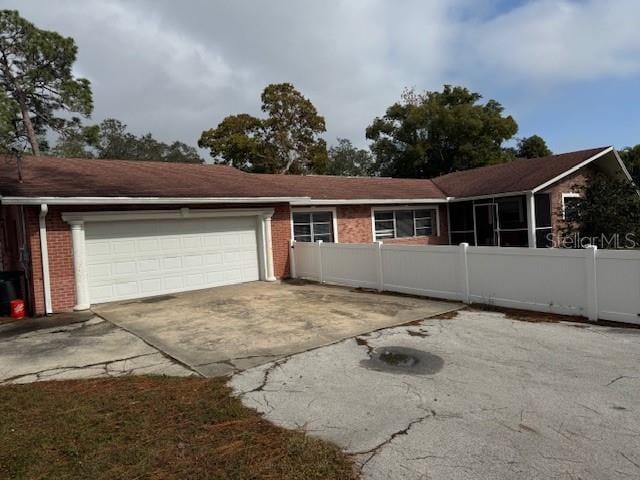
[352, 409, 437, 470]
[0, 352, 158, 384]
[246, 356, 292, 393]
[606, 375, 637, 387]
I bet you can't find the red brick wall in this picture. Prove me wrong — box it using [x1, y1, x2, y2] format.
[271, 203, 292, 279]
[542, 167, 594, 243]
[337, 206, 372, 243]
[27, 203, 292, 315]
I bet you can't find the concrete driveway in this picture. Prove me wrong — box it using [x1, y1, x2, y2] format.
[94, 281, 459, 376]
[0, 313, 193, 384]
[231, 309, 640, 480]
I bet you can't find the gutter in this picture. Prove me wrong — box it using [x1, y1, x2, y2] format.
[0, 196, 311, 206]
[39, 203, 53, 315]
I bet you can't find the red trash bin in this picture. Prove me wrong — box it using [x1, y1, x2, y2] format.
[10, 299, 25, 319]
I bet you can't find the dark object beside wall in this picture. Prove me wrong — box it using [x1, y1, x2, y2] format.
[0, 272, 25, 316]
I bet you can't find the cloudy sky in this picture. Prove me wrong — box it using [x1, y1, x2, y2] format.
[4, 0, 640, 156]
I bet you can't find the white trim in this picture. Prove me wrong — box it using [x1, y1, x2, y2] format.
[371, 205, 440, 241]
[532, 147, 614, 193]
[61, 207, 274, 224]
[561, 192, 581, 220]
[290, 198, 444, 206]
[38, 204, 53, 314]
[69, 221, 90, 311]
[447, 190, 531, 202]
[290, 206, 339, 243]
[526, 192, 537, 248]
[1, 196, 305, 206]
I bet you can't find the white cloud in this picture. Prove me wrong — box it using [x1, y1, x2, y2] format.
[463, 0, 640, 82]
[2, 0, 640, 153]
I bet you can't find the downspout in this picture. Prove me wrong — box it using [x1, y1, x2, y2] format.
[39, 204, 53, 314]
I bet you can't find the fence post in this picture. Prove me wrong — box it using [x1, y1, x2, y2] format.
[317, 240, 324, 283]
[584, 245, 598, 321]
[458, 242, 470, 304]
[289, 240, 297, 279]
[376, 241, 384, 292]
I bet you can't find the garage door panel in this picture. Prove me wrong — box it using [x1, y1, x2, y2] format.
[85, 217, 260, 304]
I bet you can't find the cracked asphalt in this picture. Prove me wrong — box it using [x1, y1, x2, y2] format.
[0, 315, 195, 384]
[231, 309, 640, 480]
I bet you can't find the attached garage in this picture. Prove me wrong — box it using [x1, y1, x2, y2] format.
[62, 208, 277, 309]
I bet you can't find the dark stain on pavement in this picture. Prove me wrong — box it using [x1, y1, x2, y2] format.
[361, 346, 443, 375]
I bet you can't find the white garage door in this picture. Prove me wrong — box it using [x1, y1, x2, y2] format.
[85, 217, 260, 304]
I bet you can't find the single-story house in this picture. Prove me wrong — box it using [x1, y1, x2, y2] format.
[0, 146, 631, 315]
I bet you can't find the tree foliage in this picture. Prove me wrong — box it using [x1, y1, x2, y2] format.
[0, 10, 92, 154]
[326, 138, 374, 176]
[199, 83, 327, 174]
[52, 118, 203, 163]
[515, 134, 552, 158]
[366, 85, 518, 178]
[618, 144, 640, 185]
[562, 173, 640, 248]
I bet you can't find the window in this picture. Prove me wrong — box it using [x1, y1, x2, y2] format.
[496, 196, 528, 247]
[374, 208, 435, 240]
[562, 193, 581, 222]
[449, 202, 475, 246]
[293, 211, 334, 242]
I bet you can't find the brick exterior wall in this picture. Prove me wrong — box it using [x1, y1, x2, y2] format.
[542, 166, 595, 243]
[336, 206, 372, 243]
[26, 203, 292, 315]
[334, 204, 449, 245]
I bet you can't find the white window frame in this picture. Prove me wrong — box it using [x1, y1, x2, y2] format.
[562, 192, 581, 220]
[371, 206, 440, 241]
[290, 207, 339, 243]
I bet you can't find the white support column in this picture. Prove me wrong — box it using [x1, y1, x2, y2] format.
[69, 221, 90, 310]
[263, 214, 276, 281]
[584, 245, 598, 321]
[38, 204, 53, 315]
[458, 242, 470, 304]
[526, 192, 537, 248]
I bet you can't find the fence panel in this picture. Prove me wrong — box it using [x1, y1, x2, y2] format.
[381, 245, 462, 300]
[321, 243, 380, 289]
[292, 241, 320, 281]
[597, 250, 640, 324]
[467, 247, 587, 316]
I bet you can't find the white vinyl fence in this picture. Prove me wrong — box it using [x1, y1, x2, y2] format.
[290, 240, 640, 325]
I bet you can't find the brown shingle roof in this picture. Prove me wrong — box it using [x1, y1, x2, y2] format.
[432, 147, 611, 198]
[0, 147, 611, 202]
[0, 155, 445, 200]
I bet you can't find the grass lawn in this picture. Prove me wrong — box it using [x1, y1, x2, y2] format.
[0, 376, 355, 480]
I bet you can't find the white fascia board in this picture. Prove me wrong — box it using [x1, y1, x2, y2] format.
[531, 147, 614, 193]
[446, 191, 531, 202]
[289, 198, 445, 206]
[612, 148, 635, 183]
[61, 207, 275, 224]
[0, 196, 309, 206]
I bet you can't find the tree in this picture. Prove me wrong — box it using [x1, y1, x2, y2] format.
[561, 173, 640, 248]
[366, 85, 518, 178]
[199, 83, 328, 174]
[326, 138, 374, 176]
[0, 10, 92, 155]
[618, 145, 640, 185]
[52, 118, 203, 163]
[516, 135, 552, 158]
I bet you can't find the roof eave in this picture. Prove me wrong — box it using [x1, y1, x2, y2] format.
[0, 196, 311, 206]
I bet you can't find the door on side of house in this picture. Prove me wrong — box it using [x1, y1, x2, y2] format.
[474, 204, 499, 246]
[84, 216, 260, 304]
